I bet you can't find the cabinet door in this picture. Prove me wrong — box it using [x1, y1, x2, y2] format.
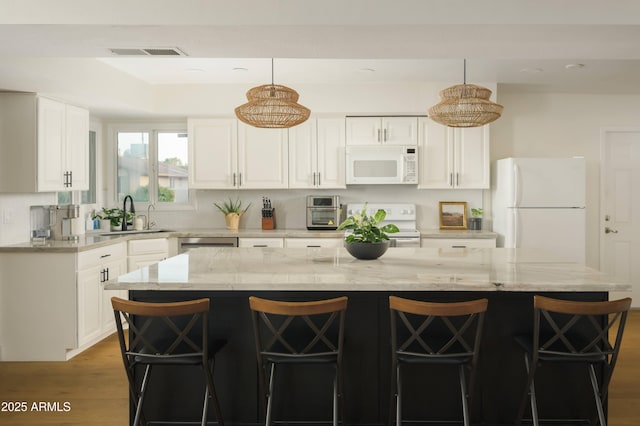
[101, 256, 127, 333]
[382, 117, 418, 145]
[65, 104, 90, 190]
[238, 123, 288, 188]
[37, 97, 66, 191]
[454, 126, 490, 189]
[346, 117, 381, 145]
[77, 265, 103, 347]
[418, 118, 455, 189]
[421, 238, 496, 248]
[316, 118, 346, 188]
[288, 120, 317, 188]
[188, 118, 238, 189]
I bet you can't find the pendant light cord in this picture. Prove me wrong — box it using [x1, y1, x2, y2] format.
[463, 58, 467, 85]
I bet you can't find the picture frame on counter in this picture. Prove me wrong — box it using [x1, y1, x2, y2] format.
[439, 201, 467, 229]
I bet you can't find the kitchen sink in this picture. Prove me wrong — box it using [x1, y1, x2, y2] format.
[100, 229, 173, 236]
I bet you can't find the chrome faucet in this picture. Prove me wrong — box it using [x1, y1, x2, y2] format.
[146, 204, 156, 230]
[122, 195, 136, 231]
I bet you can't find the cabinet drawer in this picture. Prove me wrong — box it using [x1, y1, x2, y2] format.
[238, 238, 284, 248]
[128, 238, 169, 256]
[284, 238, 343, 248]
[77, 242, 126, 270]
[421, 238, 496, 249]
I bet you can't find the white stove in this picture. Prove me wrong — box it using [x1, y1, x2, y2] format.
[346, 203, 421, 247]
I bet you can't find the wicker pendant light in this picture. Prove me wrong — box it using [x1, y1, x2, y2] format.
[428, 60, 503, 128]
[235, 59, 310, 128]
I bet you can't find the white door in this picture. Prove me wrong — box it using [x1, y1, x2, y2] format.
[345, 117, 381, 145]
[288, 119, 316, 188]
[417, 118, 454, 189]
[65, 104, 90, 190]
[37, 97, 66, 191]
[507, 208, 586, 264]
[238, 124, 289, 188]
[601, 129, 640, 306]
[382, 117, 418, 145]
[316, 118, 346, 188]
[454, 126, 490, 189]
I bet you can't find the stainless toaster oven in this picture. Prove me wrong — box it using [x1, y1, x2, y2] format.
[306, 195, 341, 230]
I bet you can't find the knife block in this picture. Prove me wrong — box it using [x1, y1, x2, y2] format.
[262, 209, 275, 230]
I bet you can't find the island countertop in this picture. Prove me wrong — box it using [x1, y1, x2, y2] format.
[105, 247, 630, 293]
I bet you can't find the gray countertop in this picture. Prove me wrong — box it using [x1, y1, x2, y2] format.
[0, 228, 496, 253]
[105, 247, 630, 293]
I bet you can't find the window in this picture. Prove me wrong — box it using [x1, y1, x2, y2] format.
[115, 126, 189, 206]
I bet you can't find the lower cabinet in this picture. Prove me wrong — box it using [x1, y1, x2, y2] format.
[284, 238, 343, 248]
[128, 238, 169, 271]
[421, 238, 496, 248]
[238, 237, 285, 248]
[77, 242, 127, 348]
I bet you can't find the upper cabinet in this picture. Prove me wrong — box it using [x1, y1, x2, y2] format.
[418, 118, 490, 189]
[346, 116, 418, 145]
[289, 118, 346, 189]
[188, 118, 288, 189]
[0, 93, 89, 192]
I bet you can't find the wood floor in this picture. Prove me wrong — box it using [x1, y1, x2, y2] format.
[0, 311, 639, 425]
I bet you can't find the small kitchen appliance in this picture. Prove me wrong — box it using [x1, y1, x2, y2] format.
[492, 157, 586, 263]
[346, 203, 421, 247]
[306, 195, 341, 230]
[30, 204, 80, 241]
[345, 145, 418, 185]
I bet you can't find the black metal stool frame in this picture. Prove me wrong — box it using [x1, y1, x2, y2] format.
[249, 295, 348, 426]
[515, 295, 632, 426]
[389, 296, 488, 426]
[112, 296, 225, 426]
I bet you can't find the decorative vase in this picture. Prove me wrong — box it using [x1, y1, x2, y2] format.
[225, 213, 242, 231]
[468, 217, 483, 231]
[344, 240, 390, 260]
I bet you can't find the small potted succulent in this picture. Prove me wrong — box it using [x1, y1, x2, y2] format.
[469, 208, 484, 231]
[214, 198, 251, 231]
[337, 204, 399, 260]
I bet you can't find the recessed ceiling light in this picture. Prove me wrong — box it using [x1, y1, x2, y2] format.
[233, 67, 248, 72]
[358, 68, 376, 73]
[565, 63, 586, 70]
[186, 68, 205, 73]
[520, 67, 544, 74]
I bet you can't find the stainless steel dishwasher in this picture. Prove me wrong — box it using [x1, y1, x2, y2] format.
[177, 237, 238, 254]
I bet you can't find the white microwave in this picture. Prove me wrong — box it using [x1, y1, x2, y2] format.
[346, 145, 418, 184]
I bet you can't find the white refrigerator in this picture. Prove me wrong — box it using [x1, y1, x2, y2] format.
[492, 157, 586, 263]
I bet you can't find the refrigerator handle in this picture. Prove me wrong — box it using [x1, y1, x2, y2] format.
[513, 209, 519, 248]
[513, 163, 520, 207]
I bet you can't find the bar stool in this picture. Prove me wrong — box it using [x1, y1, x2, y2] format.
[249, 296, 348, 426]
[389, 296, 488, 426]
[111, 297, 225, 426]
[515, 295, 632, 426]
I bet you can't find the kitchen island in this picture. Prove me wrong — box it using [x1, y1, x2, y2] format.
[106, 247, 630, 426]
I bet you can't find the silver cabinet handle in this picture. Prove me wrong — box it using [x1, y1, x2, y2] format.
[312, 172, 316, 186]
[239, 173, 242, 186]
[377, 128, 381, 142]
[456, 173, 459, 187]
[449, 173, 453, 187]
[317, 172, 321, 186]
[233, 173, 236, 186]
[605, 227, 619, 234]
[384, 128, 388, 141]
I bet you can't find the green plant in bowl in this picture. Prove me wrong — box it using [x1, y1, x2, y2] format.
[214, 198, 251, 215]
[337, 205, 399, 259]
[100, 207, 133, 227]
[471, 208, 484, 218]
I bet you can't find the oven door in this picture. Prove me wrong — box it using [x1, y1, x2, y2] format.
[307, 208, 339, 229]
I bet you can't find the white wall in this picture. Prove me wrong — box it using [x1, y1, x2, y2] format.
[489, 89, 640, 268]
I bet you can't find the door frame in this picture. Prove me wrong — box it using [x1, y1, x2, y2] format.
[599, 127, 640, 299]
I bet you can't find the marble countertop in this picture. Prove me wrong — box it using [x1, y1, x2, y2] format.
[105, 247, 631, 293]
[0, 228, 497, 253]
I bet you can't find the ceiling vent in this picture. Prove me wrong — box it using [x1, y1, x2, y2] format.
[109, 47, 187, 56]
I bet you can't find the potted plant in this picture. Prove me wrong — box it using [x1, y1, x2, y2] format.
[337, 205, 399, 260]
[100, 207, 134, 231]
[214, 198, 251, 231]
[469, 208, 483, 230]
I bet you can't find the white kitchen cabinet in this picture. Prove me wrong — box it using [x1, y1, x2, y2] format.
[284, 238, 343, 248]
[418, 118, 490, 189]
[188, 118, 288, 189]
[0, 93, 89, 192]
[77, 242, 127, 348]
[238, 237, 285, 248]
[188, 118, 238, 189]
[421, 238, 496, 248]
[346, 116, 418, 146]
[289, 118, 346, 188]
[128, 238, 169, 271]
